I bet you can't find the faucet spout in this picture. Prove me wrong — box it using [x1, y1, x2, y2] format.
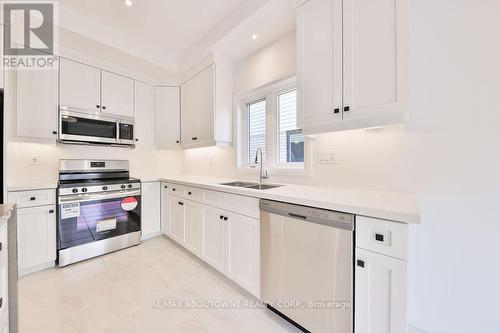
[254, 148, 268, 184]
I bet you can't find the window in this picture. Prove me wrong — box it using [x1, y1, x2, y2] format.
[247, 99, 267, 164]
[277, 90, 304, 164]
[239, 78, 306, 172]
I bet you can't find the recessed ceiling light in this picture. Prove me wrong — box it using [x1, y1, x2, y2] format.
[124, 0, 133, 7]
[252, 33, 258, 40]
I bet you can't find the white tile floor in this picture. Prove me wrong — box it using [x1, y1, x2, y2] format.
[18, 236, 302, 333]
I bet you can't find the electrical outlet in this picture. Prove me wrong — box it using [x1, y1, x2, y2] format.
[318, 150, 336, 164]
[32, 156, 41, 166]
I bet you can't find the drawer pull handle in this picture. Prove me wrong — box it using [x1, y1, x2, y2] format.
[220, 215, 224, 220]
[178, 202, 184, 206]
[0, 297, 3, 309]
[357, 260, 365, 268]
[49, 210, 54, 214]
[188, 192, 192, 195]
[30, 197, 36, 201]
[223, 217, 228, 221]
[288, 213, 307, 220]
[172, 188, 176, 191]
[375, 233, 385, 242]
[164, 186, 168, 189]
[0, 242, 2, 252]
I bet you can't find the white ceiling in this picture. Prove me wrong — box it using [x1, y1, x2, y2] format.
[58, 0, 294, 71]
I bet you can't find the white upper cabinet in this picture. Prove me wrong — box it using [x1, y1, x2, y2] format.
[101, 71, 134, 118]
[155, 86, 181, 149]
[297, 0, 408, 134]
[134, 81, 155, 146]
[59, 58, 101, 113]
[15, 53, 59, 139]
[180, 55, 233, 149]
[297, 0, 343, 129]
[342, 0, 408, 123]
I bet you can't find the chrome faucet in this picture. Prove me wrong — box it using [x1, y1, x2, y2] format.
[252, 147, 268, 184]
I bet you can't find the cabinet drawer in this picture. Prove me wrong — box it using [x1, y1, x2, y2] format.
[163, 183, 184, 196]
[184, 186, 203, 201]
[356, 216, 407, 260]
[8, 189, 56, 208]
[203, 189, 260, 219]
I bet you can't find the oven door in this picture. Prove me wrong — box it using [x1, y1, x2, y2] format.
[57, 189, 141, 250]
[59, 110, 119, 144]
[118, 121, 135, 145]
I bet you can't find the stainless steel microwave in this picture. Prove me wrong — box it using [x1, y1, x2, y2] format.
[59, 110, 135, 146]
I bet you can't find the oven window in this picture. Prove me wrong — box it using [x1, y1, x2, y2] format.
[58, 195, 141, 249]
[61, 115, 117, 139]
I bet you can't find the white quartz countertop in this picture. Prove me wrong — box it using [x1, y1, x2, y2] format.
[7, 183, 58, 192]
[160, 175, 420, 224]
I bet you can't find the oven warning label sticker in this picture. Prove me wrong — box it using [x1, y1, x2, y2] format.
[61, 203, 80, 219]
[121, 197, 138, 211]
[96, 217, 117, 232]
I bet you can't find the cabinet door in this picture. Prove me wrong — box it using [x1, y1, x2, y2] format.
[16, 54, 58, 139]
[180, 77, 198, 147]
[155, 86, 181, 149]
[342, 0, 408, 121]
[141, 182, 161, 239]
[196, 64, 215, 145]
[202, 206, 226, 273]
[160, 183, 170, 235]
[59, 58, 101, 113]
[226, 212, 260, 296]
[184, 200, 204, 257]
[168, 196, 185, 244]
[134, 81, 155, 146]
[101, 71, 134, 118]
[17, 205, 56, 271]
[297, 0, 343, 130]
[355, 248, 407, 333]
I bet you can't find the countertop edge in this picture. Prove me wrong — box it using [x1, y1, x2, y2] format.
[159, 177, 421, 224]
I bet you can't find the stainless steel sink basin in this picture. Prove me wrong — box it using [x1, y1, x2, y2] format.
[246, 184, 283, 190]
[219, 181, 259, 187]
[219, 181, 283, 190]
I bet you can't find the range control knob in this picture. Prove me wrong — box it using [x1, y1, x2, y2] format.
[81, 188, 88, 193]
[121, 185, 126, 189]
[72, 188, 78, 194]
[102, 186, 108, 191]
[128, 184, 133, 189]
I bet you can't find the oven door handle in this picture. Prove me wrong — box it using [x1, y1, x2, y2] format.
[58, 189, 141, 204]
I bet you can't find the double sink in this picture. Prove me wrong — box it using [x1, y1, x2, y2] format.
[219, 181, 283, 191]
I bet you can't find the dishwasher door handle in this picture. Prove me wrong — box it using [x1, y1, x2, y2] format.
[288, 213, 307, 220]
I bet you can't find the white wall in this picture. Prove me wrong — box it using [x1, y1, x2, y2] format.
[7, 142, 181, 187]
[182, 2, 500, 331]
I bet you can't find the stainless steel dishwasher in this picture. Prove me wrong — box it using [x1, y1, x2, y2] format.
[260, 200, 354, 333]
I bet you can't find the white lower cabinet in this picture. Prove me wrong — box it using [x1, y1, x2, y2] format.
[202, 206, 227, 273]
[168, 196, 185, 244]
[160, 184, 260, 297]
[184, 200, 204, 257]
[355, 218, 408, 333]
[225, 211, 260, 294]
[141, 182, 161, 240]
[17, 205, 56, 274]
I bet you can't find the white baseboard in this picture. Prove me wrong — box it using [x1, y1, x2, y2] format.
[409, 324, 429, 333]
[19, 261, 55, 276]
[141, 231, 163, 241]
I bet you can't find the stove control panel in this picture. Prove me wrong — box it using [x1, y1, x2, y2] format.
[59, 182, 141, 196]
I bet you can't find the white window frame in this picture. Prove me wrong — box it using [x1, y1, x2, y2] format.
[235, 76, 312, 177]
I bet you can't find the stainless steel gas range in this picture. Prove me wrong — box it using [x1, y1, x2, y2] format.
[57, 159, 141, 267]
